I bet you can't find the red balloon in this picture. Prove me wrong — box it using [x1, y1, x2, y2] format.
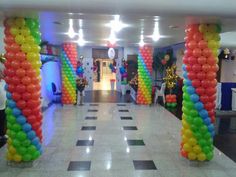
[210, 79, 217, 87]
[200, 95, 209, 104]
[209, 95, 216, 102]
[203, 48, 212, 57]
[21, 76, 31, 85]
[12, 92, 21, 101]
[11, 77, 20, 85]
[15, 52, 26, 61]
[27, 115, 37, 124]
[211, 116, 215, 123]
[206, 87, 216, 95]
[188, 41, 197, 49]
[188, 56, 198, 64]
[184, 50, 193, 57]
[193, 33, 203, 41]
[6, 69, 15, 77]
[192, 48, 202, 57]
[11, 60, 20, 69]
[205, 102, 214, 111]
[21, 61, 32, 70]
[4, 36, 15, 45]
[22, 108, 32, 117]
[198, 40, 207, 49]
[192, 64, 201, 72]
[10, 43, 21, 53]
[27, 99, 40, 109]
[202, 64, 211, 72]
[31, 77, 40, 85]
[16, 68, 26, 78]
[5, 45, 11, 52]
[187, 72, 197, 80]
[210, 65, 219, 72]
[7, 84, 15, 92]
[32, 122, 41, 132]
[26, 69, 36, 77]
[186, 65, 192, 72]
[183, 57, 189, 64]
[207, 56, 216, 65]
[5, 52, 15, 60]
[22, 92, 31, 101]
[208, 110, 215, 117]
[16, 100, 26, 109]
[201, 80, 210, 88]
[196, 87, 205, 96]
[16, 84, 26, 93]
[4, 61, 11, 69]
[197, 72, 206, 80]
[197, 56, 207, 65]
[26, 84, 36, 93]
[206, 72, 216, 80]
[192, 79, 201, 87]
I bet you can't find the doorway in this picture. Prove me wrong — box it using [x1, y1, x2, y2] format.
[93, 58, 116, 90]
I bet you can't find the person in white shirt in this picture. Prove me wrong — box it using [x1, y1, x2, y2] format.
[0, 62, 7, 142]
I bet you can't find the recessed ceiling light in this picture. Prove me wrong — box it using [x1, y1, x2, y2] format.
[169, 25, 179, 29]
[53, 21, 61, 25]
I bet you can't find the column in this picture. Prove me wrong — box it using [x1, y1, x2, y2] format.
[137, 45, 153, 105]
[61, 43, 77, 104]
[4, 17, 42, 162]
[181, 24, 221, 161]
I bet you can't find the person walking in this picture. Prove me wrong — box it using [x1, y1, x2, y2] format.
[0, 62, 7, 144]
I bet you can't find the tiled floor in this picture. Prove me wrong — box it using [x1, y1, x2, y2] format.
[0, 103, 236, 177]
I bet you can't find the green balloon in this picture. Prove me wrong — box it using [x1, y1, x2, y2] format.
[190, 124, 198, 132]
[12, 139, 21, 148]
[200, 125, 208, 133]
[193, 132, 202, 140]
[216, 24, 222, 33]
[5, 107, 13, 115]
[18, 147, 27, 155]
[12, 124, 21, 132]
[7, 122, 13, 130]
[199, 139, 207, 147]
[204, 132, 211, 139]
[22, 139, 31, 147]
[183, 93, 191, 101]
[193, 117, 203, 127]
[203, 146, 211, 154]
[206, 152, 213, 160]
[16, 132, 27, 141]
[28, 145, 37, 154]
[22, 154, 32, 162]
[7, 115, 16, 124]
[190, 110, 198, 117]
[32, 151, 40, 160]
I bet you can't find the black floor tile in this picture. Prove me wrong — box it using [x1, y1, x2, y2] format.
[121, 116, 133, 120]
[76, 140, 94, 146]
[85, 116, 97, 120]
[123, 126, 138, 130]
[81, 126, 96, 130]
[127, 140, 145, 146]
[117, 104, 127, 106]
[133, 160, 157, 170]
[90, 104, 99, 106]
[119, 109, 129, 112]
[67, 161, 91, 171]
[88, 109, 98, 112]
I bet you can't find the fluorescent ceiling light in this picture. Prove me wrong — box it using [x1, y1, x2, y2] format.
[152, 21, 160, 41]
[77, 29, 86, 46]
[68, 19, 75, 38]
[105, 15, 129, 32]
[139, 34, 145, 47]
[108, 30, 117, 45]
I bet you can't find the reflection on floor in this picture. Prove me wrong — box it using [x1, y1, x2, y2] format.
[0, 103, 235, 177]
[93, 73, 116, 91]
[84, 90, 132, 103]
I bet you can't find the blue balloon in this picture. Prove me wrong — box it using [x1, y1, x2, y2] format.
[187, 86, 195, 94]
[22, 123, 32, 132]
[190, 94, 199, 103]
[4, 84, 8, 90]
[12, 108, 22, 117]
[182, 64, 186, 71]
[7, 100, 16, 108]
[36, 144, 42, 151]
[32, 137, 40, 146]
[211, 130, 215, 137]
[27, 131, 36, 140]
[194, 102, 204, 111]
[203, 118, 211, 125]
[16, 115, 26, 125]
[184, 79, 192, 86]
[199, 110, 208, 118]
[6, 92, 12, 99]
[208, 124, 214, 132]
[183, 72, 188, 79]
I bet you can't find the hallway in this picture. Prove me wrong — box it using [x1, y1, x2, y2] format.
[0, 103, 235, 177]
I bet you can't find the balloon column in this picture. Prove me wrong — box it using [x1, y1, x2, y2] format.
[61, 43, 77, 104]
[181, 24, 221, 161]
[3, 17, 42, 162]
[137, 46, 153, 105]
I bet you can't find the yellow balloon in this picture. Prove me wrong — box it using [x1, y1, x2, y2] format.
[188, 152, 197, 160]
[21, 43, 32, 53]
[197, 153, 206, 161]
[15, 34, 25, 45]
[15, 18, 25, 27]
[183, 143, 192, 152]
[199, 24, 207, 33]
[193, 145, 202, 154]
[207, 24, 217, 33]
[25, 36, 35, 44]
[31, 45, 41, 53]
[10, 27, 19, 36]
[182, 135, 188, 143]
[20, 27, 30, 36]
[6, 18, 15, 27]
[185, 129, 192, 138]
[188, 138, 197, 146]
[13, 154, 22, 162]
[8, 146, 16, 154]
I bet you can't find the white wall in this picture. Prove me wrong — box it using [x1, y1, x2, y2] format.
[221, 59, 236, 82]
[0, 27, 4, 54]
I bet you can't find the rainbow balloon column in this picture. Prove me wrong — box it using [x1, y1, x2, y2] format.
[137, 46, 153, 105]
[181, 24, 221, 161]
[3, 17, 42, 162]
[61, 43, 77, 104]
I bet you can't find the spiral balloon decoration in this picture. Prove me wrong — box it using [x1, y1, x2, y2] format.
[181, 24, 221, 161]
[3, 17, 42, 162]
[61, 43, 77, 104]
[137, 46, 153, 105]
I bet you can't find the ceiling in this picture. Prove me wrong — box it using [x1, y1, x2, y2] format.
[0, 0, 236, 47]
